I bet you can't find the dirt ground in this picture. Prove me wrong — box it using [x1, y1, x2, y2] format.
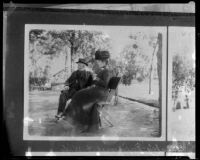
[26, 90, 160, 138]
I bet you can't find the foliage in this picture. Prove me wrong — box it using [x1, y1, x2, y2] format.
[172, 54, 195, 100]
[122, 72, 133, 85]
[48, 30, 111, 60]
[29, 77, 47, 86]
[28, 29, 111, 89]
[119, 32, 158, 85]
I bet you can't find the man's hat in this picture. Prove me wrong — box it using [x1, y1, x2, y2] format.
[95, 50, 110, 60]
[76, 58, 88, 66]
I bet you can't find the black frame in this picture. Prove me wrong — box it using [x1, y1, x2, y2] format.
[3, 7, 195, 156]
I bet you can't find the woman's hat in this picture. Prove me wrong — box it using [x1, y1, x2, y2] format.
[95, 50, 110, 60]
[76, 58, 88, 66]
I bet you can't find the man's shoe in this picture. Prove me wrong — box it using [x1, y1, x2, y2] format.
[55, 113, 64, 121]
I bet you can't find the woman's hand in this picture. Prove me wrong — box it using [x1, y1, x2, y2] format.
[94, 77, 100, 81]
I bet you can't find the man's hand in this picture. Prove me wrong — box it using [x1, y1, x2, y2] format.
[92, 73, 97, 79]
[64, 86, 69, 90]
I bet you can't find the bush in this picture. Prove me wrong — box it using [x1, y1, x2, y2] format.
[172, 54, 195, 105]
[29, 77, 47, 87]
[122, 74, 133, 85]
[136, 76, 144, 82]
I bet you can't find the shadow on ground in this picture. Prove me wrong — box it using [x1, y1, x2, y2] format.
[27, 91, 160, 138]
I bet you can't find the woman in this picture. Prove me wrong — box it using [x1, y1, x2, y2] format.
[63, 50, 112, 132]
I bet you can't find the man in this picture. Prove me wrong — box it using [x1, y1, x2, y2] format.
[55, 58, 93, 120]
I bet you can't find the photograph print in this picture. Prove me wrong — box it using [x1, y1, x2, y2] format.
[167, 27, 195, 141]
[23, 24, 167, 140]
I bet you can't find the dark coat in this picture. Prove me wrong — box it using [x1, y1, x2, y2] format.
[64, 70, 93, 98]
[64, 67, 113, 128]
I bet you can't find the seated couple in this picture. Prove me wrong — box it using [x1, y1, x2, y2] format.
[55, 50, 113, 132]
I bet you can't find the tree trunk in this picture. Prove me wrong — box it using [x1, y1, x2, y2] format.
[64, 46, 67, 72]
[149, 39, 158, 94]
[65, 46, 71, 78]
[157, 33, 162, 108]
[70, 46, 74, 73]
[156, 33, 162, 136]
[149, 67, 152, 94]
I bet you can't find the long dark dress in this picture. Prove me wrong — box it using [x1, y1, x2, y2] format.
[64, 66, 113, 131]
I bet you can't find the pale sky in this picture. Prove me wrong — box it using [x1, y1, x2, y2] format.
[169, 27, 195, 59]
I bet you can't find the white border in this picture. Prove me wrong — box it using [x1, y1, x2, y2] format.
[166, 152, 195, 159]
[23, 24, 167, 141]
[24, 24, 29, 137]
[26, 151, 165, 156]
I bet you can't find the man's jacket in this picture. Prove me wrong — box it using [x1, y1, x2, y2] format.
[65, 70, 93, 91]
